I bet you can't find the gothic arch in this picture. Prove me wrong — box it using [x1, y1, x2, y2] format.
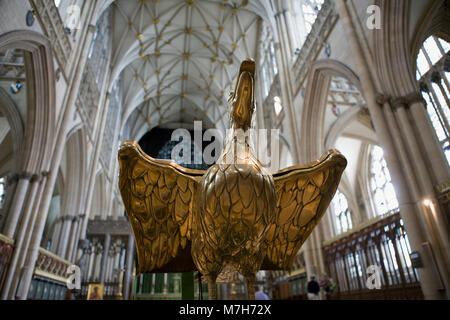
[89, 172, 106, 220]
[300, 59, 362, 162]
[324, 107, 377, 151]
[0, 87, 24, 170]
[410, 0, 450, 62]
[0, 30, 56, 174]
[373, 0, 450, 97]
[62, 127, 88, 219]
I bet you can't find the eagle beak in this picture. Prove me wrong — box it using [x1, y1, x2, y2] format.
[232, 59, 255, 130]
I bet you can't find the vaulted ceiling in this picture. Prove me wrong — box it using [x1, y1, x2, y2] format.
[104, 0, 271, 139]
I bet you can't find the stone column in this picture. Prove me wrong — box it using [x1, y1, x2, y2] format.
[408, 97, 450, 185]
[57, 215, 73, 258]
[3, 172, 32, 238]
[283, 0, 299, 53]
[50, 218, 62, 253]
[15, 23, 97, 300]
[86, 247, 95, 281]
[273, 4, 301, 163]
[163, 273, 168, 294]
[100, 234, 111, 284]
[150, 274, 155, 294]
[123, 234, 135, 299]
[70, 214, 86, 262]
[274, 44, 299, 164]
[65, 215, 80, 262]
[0, 174, 18, 231]
[78, 92, 112, 253]
[337, 0, 448, 299]
[393, 99, 450, 291]
[0, 173, 40, 299]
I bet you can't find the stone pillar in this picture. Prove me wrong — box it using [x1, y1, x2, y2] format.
[408, 97, 450, 185]
[3, 172, 32, 238]
[0, 173, 40, 299]
[303, 240, 317, 278]
[57, 215, 73, 258]
[0, 174, 18, 231]
[163, 273, 168, 294]
[150, 274, 155, 294]
[15, 23, 97, 300]
[393, 98, 450, 292]
[86, 247, 95, 281]
[274, 44, 299, 164]
[94, 248, 103, 282]
[337, 0, 448, 299]
[65, 215, 80, 262]
[123, 234, 135, 299]
[100, 234, 111, 284]
[78, 92, 112, 254]
[70, 214, 86, 262]
[50, 218, 62, 253]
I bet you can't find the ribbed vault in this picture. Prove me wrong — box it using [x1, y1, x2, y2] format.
[106, 0, 267, 138]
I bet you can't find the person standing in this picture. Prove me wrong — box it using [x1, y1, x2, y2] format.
[307, 276, 320, 300]
[254, 286, 270, 300]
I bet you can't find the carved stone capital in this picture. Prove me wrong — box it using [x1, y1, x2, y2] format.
[375, 93, 390, 105]
[63, 215, 73, 222]
[31, 174, 41, 183]
[391, 97, 409, 110]
[41, 171, 51, 178]
[6, 173, 19, 185]
[17, 172, 33, 181]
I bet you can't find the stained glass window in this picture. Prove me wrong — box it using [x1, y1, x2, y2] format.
[260, 27, 278, 98]
[416, 36, 450, 165]
[53, 0, 85, 34]
[88, 8, 111, 87]
[369, 146, 399, 216]
[274, 96, 283, 116]
[332, 189, 352, 234]
[0, 177, 6, 209]
[301, 0, 325, 34]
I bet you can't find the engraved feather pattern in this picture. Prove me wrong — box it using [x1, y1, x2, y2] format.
[118, 59, 347, 299]
[118, 140, 203, 274]
[263, 150, 347, 270]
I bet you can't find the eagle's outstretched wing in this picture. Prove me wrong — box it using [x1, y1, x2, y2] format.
[118, 140, 205, 274]
[262, 150, 347, 270]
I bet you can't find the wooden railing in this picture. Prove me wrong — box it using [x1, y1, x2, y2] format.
[323, 212, 424, 300]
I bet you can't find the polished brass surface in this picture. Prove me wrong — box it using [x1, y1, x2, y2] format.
[118, 59, 347, 299]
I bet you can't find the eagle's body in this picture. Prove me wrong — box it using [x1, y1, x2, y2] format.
[193, 137, 276, 297]
[118, 59, 347, 299]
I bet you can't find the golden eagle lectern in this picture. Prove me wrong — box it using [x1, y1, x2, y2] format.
[118, 59, 347, 300]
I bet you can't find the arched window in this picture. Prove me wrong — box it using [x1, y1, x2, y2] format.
[332, 190, 352, 234]
[300, 0, 325, 34]
[0, 177, 6, 209]
[274, 96, 283, 116]
[88, 8, 111, 87]
[54, 0, 85, 34]
[369, 145, 399, 216]
[260, 26, 278, 98]
[416, 36, 450, 165]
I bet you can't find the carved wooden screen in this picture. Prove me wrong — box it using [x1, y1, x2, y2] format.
[323, 213, 423, 299]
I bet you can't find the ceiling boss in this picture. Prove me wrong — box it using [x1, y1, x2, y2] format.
[118, 59, 347, 300]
